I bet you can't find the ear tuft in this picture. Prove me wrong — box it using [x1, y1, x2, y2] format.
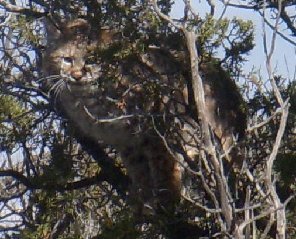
[43, 17, 61, 42]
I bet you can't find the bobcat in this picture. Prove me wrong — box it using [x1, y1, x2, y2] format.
[42, 18, 183, 214]
[41, 18, 246, 214]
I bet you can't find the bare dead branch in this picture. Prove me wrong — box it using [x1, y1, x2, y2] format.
[262, 1, 290, 236]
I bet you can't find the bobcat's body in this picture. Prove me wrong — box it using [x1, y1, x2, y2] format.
[42, 18, 246, 213]
[42, 19, 183, 213]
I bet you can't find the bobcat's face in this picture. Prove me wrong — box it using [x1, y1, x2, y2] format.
[42, 19, 100, 87]
[46, 43, 99, 84]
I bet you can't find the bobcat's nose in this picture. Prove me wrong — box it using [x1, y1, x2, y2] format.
[71, 70, 84, 81]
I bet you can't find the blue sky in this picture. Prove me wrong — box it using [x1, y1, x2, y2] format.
[170, 1, 295, 82]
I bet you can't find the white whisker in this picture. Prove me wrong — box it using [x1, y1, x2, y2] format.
[37, 75, 61, 83]
[53, 80, 66, 98]
[48, 80, 62, 94]
[49, 79, 66, 105]
[56, 80, 66, 93]
[53, 84, 65, 105]
[51, 81, 61, 95]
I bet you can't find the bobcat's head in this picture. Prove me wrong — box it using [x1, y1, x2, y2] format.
[42, 18, 102, 86]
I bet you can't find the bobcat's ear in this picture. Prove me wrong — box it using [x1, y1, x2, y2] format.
[43, 17, 61, 41]
[62, 18, 90, 39]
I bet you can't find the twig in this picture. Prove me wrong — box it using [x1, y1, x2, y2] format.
[0, 0, 48, 18]
[265, 100, 289, 177]
[0, 12, 12, 27]
[247, 104, 286, 132]
[261, 214, 275, 239]
[83, 105, 163, 124]
[183, 0, 200, 19]
[244, 168, 267, 199]
[150, 0, 182, 30]
[182, 194, 221, 213]
[151, 116, 201, 176]
[258, 11, 295, 46]
[234, 203, 261, 213]
[206, 0, 215, 16]
[236, 201, 287, 233]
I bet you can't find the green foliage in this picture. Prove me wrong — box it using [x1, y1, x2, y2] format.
[0, 95, 32, 151]
[142, 10, 163, 32]
[99, 210, 140, 239]
[275, 153, 296, 187]
[224, 18, 254, 62]
[197, 16, 254, 67]
[32, 141, 74, 186]
[274, 153, 296, 237]
[198, 15, 230, 54]
[0, 95, 28, 122]
[11, 15, 41, 45]
[287, 81, 296, 115]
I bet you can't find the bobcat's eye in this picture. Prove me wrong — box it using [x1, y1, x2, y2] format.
[63, 57, 73, 65]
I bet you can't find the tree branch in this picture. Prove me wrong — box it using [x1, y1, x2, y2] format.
[0, 0, 48, 18]
[262, 1, 290, 236]
[0, 169, 106, 191]
[223, 0, 296, 38]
